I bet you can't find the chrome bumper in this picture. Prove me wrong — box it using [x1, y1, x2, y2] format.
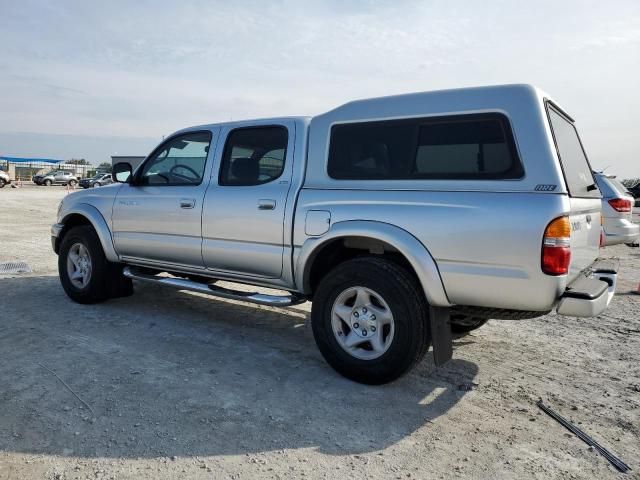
[603, 219, 639, 246]
[556, 259, 618, 317]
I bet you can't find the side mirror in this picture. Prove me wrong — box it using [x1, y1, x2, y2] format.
[112, 162, 132, 183]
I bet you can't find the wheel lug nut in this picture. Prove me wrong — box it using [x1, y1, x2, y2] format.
[361, 330, 367, 336]
[362, 307, 367, 313]
[353, 323, 359, 329]
[371, 326, 376, 332]
[353, 312, 359, 318]
[371, 315, 376, 321]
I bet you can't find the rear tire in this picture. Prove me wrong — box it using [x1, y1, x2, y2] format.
[311, 257, 430, 385]
[450, 315, 488, 334]
[58, 225, 132, 304]
[0, 179, 5, 188]
[68, 179, 78, 187]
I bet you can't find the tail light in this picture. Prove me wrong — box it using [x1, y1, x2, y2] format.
[542, 216, 571, 276]
[608, 198, 631, 212]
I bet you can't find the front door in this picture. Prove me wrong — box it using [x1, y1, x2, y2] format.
[112, 129, 217, 268]
[54, 172, 68, 184]
[202, 123, 294, 278]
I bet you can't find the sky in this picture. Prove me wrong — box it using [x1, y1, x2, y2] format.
[1, 0, 639, 177]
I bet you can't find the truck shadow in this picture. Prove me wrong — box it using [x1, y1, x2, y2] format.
[0, 276, 478, 459]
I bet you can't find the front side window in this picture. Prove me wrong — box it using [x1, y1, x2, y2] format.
[219, 126, 288, 186]
[328, 113, 522, 180]
[138, 131, 212, 186]
[546, 104, 598, 198]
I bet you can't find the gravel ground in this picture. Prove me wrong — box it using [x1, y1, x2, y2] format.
[0, 186, 638, 480]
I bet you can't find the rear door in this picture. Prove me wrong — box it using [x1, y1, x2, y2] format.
[201, 122, 295, 278]
[546, 103, 601, 280]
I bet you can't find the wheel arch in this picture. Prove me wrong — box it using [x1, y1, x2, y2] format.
[296, 220, 451, 307]
[58, 204, 119, 262]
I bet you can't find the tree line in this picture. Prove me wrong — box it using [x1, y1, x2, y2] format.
[621, 178, 640, 187]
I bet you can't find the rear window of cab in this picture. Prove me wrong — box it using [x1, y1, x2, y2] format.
[327, 113, 523, 180]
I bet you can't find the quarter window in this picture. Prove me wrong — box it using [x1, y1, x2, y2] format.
[328, 114, 522, 180]
[219, 127, 288, 186]
[138, 131, 212, 186]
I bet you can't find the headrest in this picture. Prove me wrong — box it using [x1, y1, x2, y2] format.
[230, 157, 259, 184]
[366, 143, 390, 169]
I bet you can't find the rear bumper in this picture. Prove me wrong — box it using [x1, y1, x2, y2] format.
[556, 258, 618, 317]
[603, 218, 639, 246]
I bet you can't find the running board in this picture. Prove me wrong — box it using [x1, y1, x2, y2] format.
[123, 267, 307, 307]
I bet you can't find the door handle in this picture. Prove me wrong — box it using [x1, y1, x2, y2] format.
[180, 198, 196, 209]
[257, 199, 276, 210]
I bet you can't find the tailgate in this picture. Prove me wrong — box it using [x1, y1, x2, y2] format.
[567, 198, 601, 281]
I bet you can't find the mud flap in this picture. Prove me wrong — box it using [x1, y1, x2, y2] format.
[429, 306, 452, 366]
[107, 263, 134, 299]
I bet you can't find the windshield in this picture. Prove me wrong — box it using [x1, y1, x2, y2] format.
[547, 104, 599, 198]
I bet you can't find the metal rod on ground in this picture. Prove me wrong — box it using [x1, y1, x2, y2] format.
[38, 362, 95, 417]
[536, 399, 630, 473]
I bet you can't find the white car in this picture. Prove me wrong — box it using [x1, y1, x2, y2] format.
[594, 172, 639, 246]
[0, 169, 10, 188]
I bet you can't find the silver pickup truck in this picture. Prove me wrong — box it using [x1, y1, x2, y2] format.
[52, 84, 618, 384]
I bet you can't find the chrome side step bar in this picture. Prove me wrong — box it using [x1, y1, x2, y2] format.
[123, 267, 307, 307]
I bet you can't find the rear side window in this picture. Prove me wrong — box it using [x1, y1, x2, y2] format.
[546, 104, 598, 198]
[328, 113, 523, 180]
[219, 126, 288, 186]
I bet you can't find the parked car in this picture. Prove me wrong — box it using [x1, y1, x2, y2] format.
[33, 170, 79, 186]
[0, 169, 11, 188]
[51, 84, 618, 384]
[79, 173, 113, 189]
[593, 172, 639, 246]
[626, 183, 640, 206]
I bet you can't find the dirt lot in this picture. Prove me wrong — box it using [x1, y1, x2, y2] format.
[0, 186, 638, 480]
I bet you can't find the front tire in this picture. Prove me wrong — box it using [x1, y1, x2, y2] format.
[0, 179, 5, 188]
[311, 257, 430, 385]
[44, 179, 52, 186]
[92, 182, 101, 188]
[58, 225, 132, 304]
